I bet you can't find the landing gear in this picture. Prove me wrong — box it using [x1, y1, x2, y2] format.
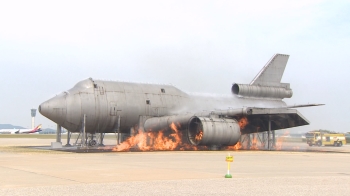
[65, 131, 72, 147]
[74, 132, 105, 147]
[88, 139, 97, 146]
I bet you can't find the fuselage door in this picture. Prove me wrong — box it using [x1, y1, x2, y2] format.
[110, 102, 117, 116]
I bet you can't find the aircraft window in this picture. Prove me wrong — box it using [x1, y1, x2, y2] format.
[161, 88, 165, 93]
[146, 100, 151, 105]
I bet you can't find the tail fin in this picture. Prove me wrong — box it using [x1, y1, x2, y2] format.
[250, 54, 289, 87]
[232, 53, 292, 99]
[35, 124, 42, 130]
[27, 124, 42, 133]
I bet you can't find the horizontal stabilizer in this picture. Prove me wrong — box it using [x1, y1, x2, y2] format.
[283, 104, 325, 108]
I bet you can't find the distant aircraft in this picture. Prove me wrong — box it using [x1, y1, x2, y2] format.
[39, 54, 323, 148]
[0, 124, 42, 134]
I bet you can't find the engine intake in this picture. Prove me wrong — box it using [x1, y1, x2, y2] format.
[232, 83, 293, 99]
[187, 117, 240, 146]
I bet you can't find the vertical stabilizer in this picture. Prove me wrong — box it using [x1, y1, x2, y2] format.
[250, 54, 289, 87]
[232, 53, 293, 99]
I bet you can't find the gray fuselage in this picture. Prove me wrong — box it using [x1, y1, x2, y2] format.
[39, 78, 286, 133]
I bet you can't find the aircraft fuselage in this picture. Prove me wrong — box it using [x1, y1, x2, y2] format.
[39, 78, 286, 134]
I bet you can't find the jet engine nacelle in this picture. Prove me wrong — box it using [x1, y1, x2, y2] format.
[143, 115, 241, 146]
[187, 117, 240, 146]
[143, 114, 194, 132]
[232, 83, 293, 99]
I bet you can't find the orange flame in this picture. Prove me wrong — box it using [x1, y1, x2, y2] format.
[226, 142, 242, 150]
[275, 130, 290, 150]
[195, 130, 203, 142]
[250, 137, 259, 150]
[111, 123, 207, 152]
[238, 117, 248, 129]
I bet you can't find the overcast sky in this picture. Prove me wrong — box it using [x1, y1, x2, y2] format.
[1, 0, 349, 133]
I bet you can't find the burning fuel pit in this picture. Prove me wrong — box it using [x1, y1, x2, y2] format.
[187, 117, 241, 146]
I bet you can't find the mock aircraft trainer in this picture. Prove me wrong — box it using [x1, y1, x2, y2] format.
[39, 54, 322, 148]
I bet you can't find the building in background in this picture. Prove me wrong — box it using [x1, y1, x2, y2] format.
[31, 108, 36, 129]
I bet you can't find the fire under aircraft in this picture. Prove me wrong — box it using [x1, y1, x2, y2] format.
[39, 54, 322, 148]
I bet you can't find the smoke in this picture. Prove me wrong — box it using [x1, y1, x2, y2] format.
[225, 130, 306, 151]
[99, 127, 315, 152]
[180, 93, 287, 115]
[275, 130, 290, 150]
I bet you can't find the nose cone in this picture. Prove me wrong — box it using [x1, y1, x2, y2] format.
[39, 92, 67, 125]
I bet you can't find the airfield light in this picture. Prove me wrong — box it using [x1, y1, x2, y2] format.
[225, 153, 233, 178]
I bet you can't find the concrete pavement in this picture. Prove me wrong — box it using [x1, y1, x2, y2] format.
[0, 138, 349, 195]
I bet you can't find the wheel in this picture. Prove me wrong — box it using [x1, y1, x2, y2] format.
[89, 140, 97, 146]
[308, 143, 312, 147]
[334, 142, 338, 147]
[317, 141, 322, 147]
[338, 142, 343, 147]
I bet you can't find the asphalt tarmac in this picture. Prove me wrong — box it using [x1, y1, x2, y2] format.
[0, 138, 349, 195]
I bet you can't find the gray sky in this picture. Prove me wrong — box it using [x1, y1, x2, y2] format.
[1, 0, 349, 133]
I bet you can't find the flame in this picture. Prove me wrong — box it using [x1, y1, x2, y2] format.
[195, 130, 203, 142]
[225, 130, 300, 151]
[275, 130, 290, 150]
[238, 117, 248, 129]
[226, 142, 242, 150]
[110, 123, 206, 152]
[250, 137, 258, 150]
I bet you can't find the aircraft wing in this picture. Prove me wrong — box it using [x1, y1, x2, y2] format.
[240, 107, 309, 134]
[283, 103, 325, 108]
[212, 106, 317, 134]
